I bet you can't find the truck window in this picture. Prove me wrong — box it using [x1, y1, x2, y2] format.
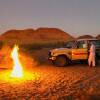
[77, 41, 87, 49]
[89, 40, 100, 48]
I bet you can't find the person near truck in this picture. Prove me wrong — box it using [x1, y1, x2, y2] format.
[88, 42, 96, 67]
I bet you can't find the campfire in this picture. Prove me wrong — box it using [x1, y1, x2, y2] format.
[0, 44, 40, 83]
[10, 45, 23, 78]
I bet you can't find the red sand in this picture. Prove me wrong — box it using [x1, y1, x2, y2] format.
[0, 65, 100, 100]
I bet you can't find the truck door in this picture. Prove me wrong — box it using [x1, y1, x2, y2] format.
[72, 41, 88, 60]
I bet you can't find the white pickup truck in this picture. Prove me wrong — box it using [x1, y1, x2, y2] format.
[49, 39, 100, 66]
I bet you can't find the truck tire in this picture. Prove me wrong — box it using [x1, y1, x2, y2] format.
[53, 55, 69, 67]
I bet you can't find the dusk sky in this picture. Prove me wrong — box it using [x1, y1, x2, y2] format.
[0, 0, 100, 37]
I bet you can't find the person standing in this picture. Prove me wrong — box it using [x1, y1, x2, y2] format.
[88, 42, 96, 67]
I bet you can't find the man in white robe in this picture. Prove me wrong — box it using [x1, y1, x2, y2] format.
[88, 42, 96, 67]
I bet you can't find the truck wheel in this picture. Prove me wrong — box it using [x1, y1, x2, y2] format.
[53, 56, 69, 67]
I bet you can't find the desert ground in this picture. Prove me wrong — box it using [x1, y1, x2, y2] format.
[0, 48, 100, 100]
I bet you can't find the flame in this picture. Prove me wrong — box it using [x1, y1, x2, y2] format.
[11, 45, 23, 78]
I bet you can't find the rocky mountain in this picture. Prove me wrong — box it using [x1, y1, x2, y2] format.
[77, 35, 94, 39]
[96, 34, 100, 39]
[0, 28, 74, 45]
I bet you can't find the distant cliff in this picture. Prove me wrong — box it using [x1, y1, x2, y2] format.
[77, 35, 94, 39]
[96, 34, 100, 39]
[0, 28, 74, 45]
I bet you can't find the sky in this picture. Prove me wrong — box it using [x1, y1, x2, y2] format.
[0, 0, 100, 37]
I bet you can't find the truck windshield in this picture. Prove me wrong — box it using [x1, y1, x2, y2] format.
[66, 41, 75, 48]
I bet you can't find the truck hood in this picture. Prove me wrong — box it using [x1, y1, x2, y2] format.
[50, 48, 70, 53]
